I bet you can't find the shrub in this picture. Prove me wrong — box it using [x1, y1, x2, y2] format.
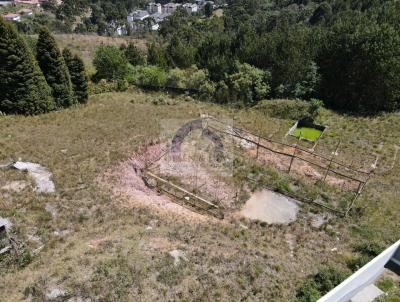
[228, 62, 271, 106]
[88, 79, 118, 94]
[93, 45, 129, 81]
[296, 266, 349, 302]
[166, 66, 210, 90]
[255, 99, 312, 120]
[132, 65, 167, 88]
[166, 68, 186, 89]
[354, 242, 385, 257]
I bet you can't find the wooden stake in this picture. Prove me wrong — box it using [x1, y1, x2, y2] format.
[323, 140, 341, 182]
[288, 144, 297, 173]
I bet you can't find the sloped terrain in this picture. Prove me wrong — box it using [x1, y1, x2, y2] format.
[0, 90, 399, 301]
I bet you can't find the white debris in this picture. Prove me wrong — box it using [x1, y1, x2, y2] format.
[46, 288, 66, 300]
[0, 246, 11, 254]
[53, 229, 70, 237]
[310, 214, 326, 229]
[1, 180, 29, 192]
[169, 249, 187, 266]
[13, 161, 55, 193]
[0, 217, 12, 231]
[145, 226, 153, 231]
[45, 203, 58, 218]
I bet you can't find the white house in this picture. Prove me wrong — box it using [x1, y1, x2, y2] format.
[3, 13, 21, 21]
[183, 3, 198, 13]
[147, 2, 162, 14]
[195, 0, 205, 7]
[0, 1, 13, 6]
[17, 8, 34, 17]
[163, 3, 181, 14]
[127, 10, 149, 22]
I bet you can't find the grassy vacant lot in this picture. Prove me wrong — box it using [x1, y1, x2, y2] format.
[0, 90, 399, 301]
[53, 34, 147, 74]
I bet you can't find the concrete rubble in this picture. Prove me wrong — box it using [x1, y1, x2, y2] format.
[12, 161, 55, 193]
[169, 249, 188, 266]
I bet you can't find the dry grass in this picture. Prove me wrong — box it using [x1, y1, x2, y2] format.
[0, 90, 399, 301]
[53, 34, 148, 74]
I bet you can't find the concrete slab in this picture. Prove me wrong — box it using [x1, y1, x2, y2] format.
[350, 284, 384, 302]
[240, 189, 299, 224]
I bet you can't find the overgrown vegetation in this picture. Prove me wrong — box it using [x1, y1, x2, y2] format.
[0, 91, 399, 300]
[0, 19, 88, 114]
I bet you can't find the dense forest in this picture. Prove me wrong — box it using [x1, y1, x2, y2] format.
[3, 0, 400, 114]
[153, 0, 400, 112]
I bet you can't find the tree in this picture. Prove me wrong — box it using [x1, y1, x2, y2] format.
[309, 2, 332, 25]
[228, 62, 271, 106]
[63, 48, 89, 104]
[318, 13, 400, 112]
[124, 42, 145, 66]
[36, 27, 75, 108]
[93, 45, 129, 81]
[167, 35, 196, 68]
[204, 2, 213, 17]
[0, 17, 54, 114]
[147, 42, 168, 69]
[249, 24, 317, 98]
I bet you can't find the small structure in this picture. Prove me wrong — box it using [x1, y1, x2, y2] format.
[163, 2, 181, 14]
[17, 8, 33, 17]
[287, 117, 326, 143]
[0, 0, 13, 6]
[147, 2, 162, 14]
[14, 0, 40, 6]
[127, 10, 150, 22]
[3, 13, 21, 21]
[183, 3, 198, 13]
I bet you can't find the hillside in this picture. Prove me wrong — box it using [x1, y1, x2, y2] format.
[0, 90, 399, 301]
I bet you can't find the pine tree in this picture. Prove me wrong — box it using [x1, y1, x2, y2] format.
[63, 48, 89, 104]
[0, 17, 54, 115]
[36, 27, 75, 108]
[147, 42, 168, 69]
[124, 42, 145, 66]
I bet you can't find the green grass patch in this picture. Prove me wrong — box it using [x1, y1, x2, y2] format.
[291, 126, 323, 141]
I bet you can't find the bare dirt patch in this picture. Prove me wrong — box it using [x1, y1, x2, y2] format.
[98, 142, 218, 223]
[238, 189, 300, 224]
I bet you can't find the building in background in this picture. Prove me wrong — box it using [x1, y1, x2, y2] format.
[127, 10, 149, 22]
[3, 12, 21, 21]
[147, 2, 162, 14]
[0, 0, 13, 6]
[163, 3, 181, 14]
[17, 8, 33, 17]
[183, 3, 198, 14]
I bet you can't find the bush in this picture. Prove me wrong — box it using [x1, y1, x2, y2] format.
[228, 62, 271, 106]
[354, 242, 385, 257]
[88, 79, 118, 94]
[296, 266, 349, 302]
[93, 45, 129, 81]
[166, 66, 210, 90]
[255, 99, 312, 120]
[166, 68, 186, 89]
[132, 65, 167, 88]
